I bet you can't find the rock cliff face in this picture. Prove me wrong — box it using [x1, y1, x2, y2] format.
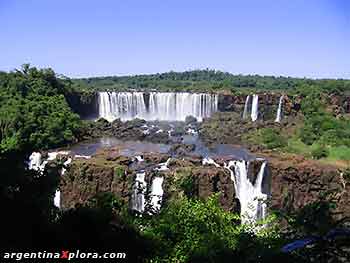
[66, 91, 349, 121]
[65, 91, 99, 119]
[60, 157, 132, 208]
[60, 152, 239, 212]
[66, 91, 301, 120]
[218, 94, 299, 118]
[328, 94, 350, 115]
[266, 154, 350, 220]
[59, 149, 349, 220]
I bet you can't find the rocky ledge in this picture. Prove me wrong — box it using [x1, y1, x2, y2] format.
[58, 147, 350, 221]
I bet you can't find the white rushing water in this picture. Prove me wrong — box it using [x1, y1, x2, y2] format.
[155, 158, 171, 171]
[131, 172, 147, 213]
[54, 190, 61, 208]
[224, 160, 268, 224]
[149, 177, 164, 213]
[28, 152, 43, 171]
[275, 95, 284, 123]
[251, 94, 259, 122]
[99, 92, 147, 122]
[135, 155, 144, 162]
[61, 157, 72, 175]
[98, 92, 218, 122]
[242, 95, 250, 120]
[202, 157, 220, 167]
[28, 151, 71, 209]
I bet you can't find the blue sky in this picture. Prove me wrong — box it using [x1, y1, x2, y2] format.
[0, 0, 349, 78]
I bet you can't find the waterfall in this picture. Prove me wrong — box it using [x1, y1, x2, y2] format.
[28, 152, 43, 171]
[54, 190, 61, 208]
[61, 157, 72, 175]
[202, 157, 220, 167]
[224, 160, 268, 224]
[135, 155, 144, 162]
[99, 92, 147, 122]
[155, 158, 171, 171]
[28, 151, 70, 208]
[251, 94, 259, 122]
[242, 95, 250, 119]
[275, 95, 284, 123]
[98, 92, 218, 122]
[149, 177, 164, 213]
[131, 172, 147, 213]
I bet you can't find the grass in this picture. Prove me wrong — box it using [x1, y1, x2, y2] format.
[285, 137, 312, 156]
[244, 128, 350, 165]
[328, 146, 350, 161]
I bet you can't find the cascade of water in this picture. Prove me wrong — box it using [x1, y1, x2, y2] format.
[155, 158, 171, 171]
[28, 152, 43, 171]
[251, 94, 259, 122]
[98, 92, 147, 121]
[275, 95, 284, 123]
[135, 155, 144, 162]
[202, 157, 220, 167]
[149, 177, 164, 213]
[28, 151, 70, 208]
[131, 172, 147, 213]
[54, 190, 61, 208]
[98, 92, 218, 122]
[224, 160, 268, 224]
[53, 157, 72, 208]
[242, 95, 251, 119]
[61, 157, 72, 175]
[75, 155, 91, 159]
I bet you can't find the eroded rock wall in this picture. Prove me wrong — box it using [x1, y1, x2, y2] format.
[60, 151, 349, 221]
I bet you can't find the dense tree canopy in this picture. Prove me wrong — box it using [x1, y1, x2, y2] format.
[72, 69, 350, 93]
[0, 64, 82, 154]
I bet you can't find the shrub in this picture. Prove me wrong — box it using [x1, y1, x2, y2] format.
[141, 196, 283, 263]
[300, 125, 318, 145]
[311, 145, 329, 159]
[261, 128, 287, 149]
[179, 174, 195, 198]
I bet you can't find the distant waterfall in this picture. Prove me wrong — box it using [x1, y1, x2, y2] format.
[242, 95, 250, 119]
[224, 160, 268, 224]
[251, 94, 259, 122]
[131, 172, 147, 213]
[275, 95, 284, 123]
[98, 92, 218, 122]
[99, 92, 147, 122]
[149, 177, 164, 213]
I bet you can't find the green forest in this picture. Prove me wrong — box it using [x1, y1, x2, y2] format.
[72, 69, 350, 94]
[1, 65, 349, 262]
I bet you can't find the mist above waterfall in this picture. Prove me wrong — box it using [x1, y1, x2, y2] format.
[98, 92, 218, 122]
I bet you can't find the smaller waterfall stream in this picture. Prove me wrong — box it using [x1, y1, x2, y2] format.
[251, 94, 259, 122]
[54, 190, 61, 208]
[28, 151, 70, 208]
[275, 95, 284, 123]
[28, 152, 42, 170]
[224, 160, 268, 224]
[149, 177, 164, 213]
[131, 172, 147, 213]
[202, 157, 220, 167]
[242, 95, 250, 119]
